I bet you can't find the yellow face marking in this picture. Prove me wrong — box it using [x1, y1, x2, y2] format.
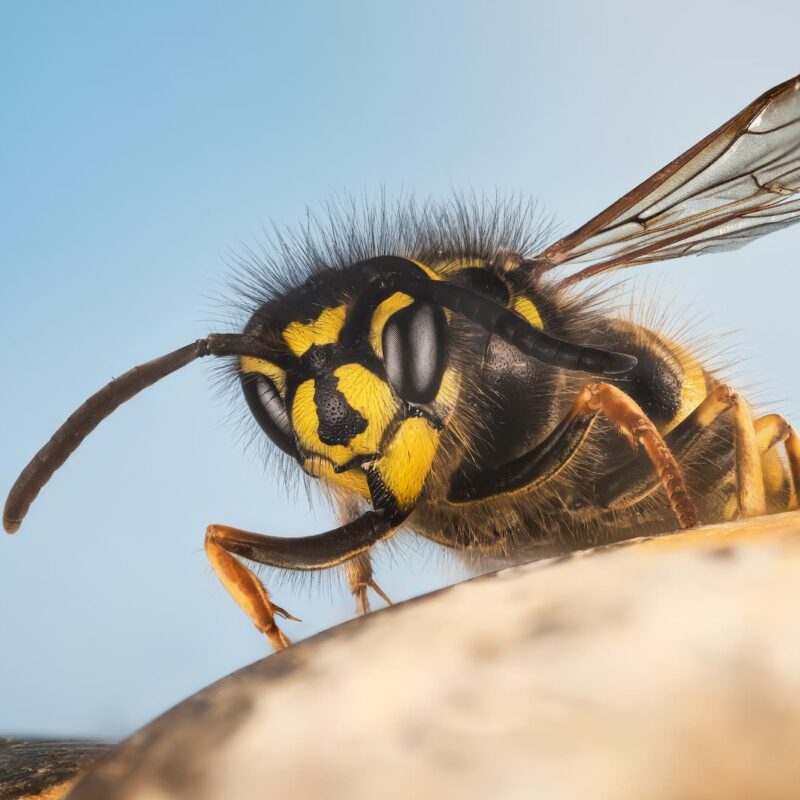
[369, 292, 415, 357]
[512, 295, 544, 329]
[282, 305, 347, 357]
[304, 457, 371, 498]
[373, 417, 440, 511]
[335, 362, 398, 446]
[239, 356, 287, 395]
[291, 363, 399, 466]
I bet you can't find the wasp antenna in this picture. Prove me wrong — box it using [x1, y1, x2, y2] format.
[3, 334, 278, 534]
[346, 258, 637, 376]
[419, 279, 638, 375]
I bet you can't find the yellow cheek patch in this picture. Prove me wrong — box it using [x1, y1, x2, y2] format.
[512, 295, 544, 329]
[304, 458, 371, 498]
[373, 417, 440, 512]
[290, 379, 320, 452]
[239, 357, 287, 395]
[369, 292, 415, 357]
[282, 305, 347, 357]
[291, 364, 399, 466]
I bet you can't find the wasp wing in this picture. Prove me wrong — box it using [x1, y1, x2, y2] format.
[535, 75, 800, 286]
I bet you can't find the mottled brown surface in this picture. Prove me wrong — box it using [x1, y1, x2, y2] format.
[69, 512, 800, 800]
[0, 739, 111, 800]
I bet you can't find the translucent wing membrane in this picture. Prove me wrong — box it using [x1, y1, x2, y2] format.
[534, 75, 800, 285]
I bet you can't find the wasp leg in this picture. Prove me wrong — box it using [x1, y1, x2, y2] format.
[753, 414, 800, 511]
[205, 511, 396, 651]
[573, 383, 698, 527]
[205, 530, 295, 651]
[334, 501, 393, 615]
[345, 552, 393, 615]
[449, 382, 697, 529]
[593, 385, 789, 519]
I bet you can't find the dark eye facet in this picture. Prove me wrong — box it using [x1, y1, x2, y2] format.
[241, 373, 298, 458]
[382, 302, 448, 404]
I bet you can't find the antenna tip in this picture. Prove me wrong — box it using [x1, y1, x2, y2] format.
[3, 516, 21, 534]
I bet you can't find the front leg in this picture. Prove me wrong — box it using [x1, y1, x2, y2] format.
[206, 415, 441, 649]
[205, 511, 397, 650]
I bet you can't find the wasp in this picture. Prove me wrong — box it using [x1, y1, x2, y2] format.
[5, 75, 800, 651]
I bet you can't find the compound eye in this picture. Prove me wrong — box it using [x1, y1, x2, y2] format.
[241, 373, 298, 458]
[382, 302, 448, 404]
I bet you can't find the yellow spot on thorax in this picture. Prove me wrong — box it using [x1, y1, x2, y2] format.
[511, 295, 544, 329]
[282, 305, 347, 357]
[661, 340, 708, 433]
[239, 357, 287, 394]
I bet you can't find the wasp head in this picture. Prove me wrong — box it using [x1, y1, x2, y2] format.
[239, 260, 451, 499]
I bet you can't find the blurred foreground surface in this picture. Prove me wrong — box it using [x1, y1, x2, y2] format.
[0, 739, 111, 800]
[60, 511, 800, 799]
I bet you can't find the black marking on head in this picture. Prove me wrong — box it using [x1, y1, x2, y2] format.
[303, 344, 337, 375]
[313, 374, 368, 446]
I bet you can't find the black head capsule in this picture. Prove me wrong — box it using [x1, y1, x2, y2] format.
[382, 301, 448, 404]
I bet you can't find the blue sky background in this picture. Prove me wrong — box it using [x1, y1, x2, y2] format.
[2, 0, 799, 739]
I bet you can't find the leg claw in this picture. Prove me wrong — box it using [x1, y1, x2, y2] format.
[353, 579, 393, 616]
[272, 603, 302, 623]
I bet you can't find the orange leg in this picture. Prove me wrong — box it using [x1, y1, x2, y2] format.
[754, 414, 800, 511]
[592, 385, 795, 521]
[677, 384, 765, 518]
[204, 510, 396, 650]
[205, 525, 299, 651]
[574, 382, 699, 528]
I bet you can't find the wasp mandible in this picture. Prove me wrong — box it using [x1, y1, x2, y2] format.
[6, 75, 800, 650]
